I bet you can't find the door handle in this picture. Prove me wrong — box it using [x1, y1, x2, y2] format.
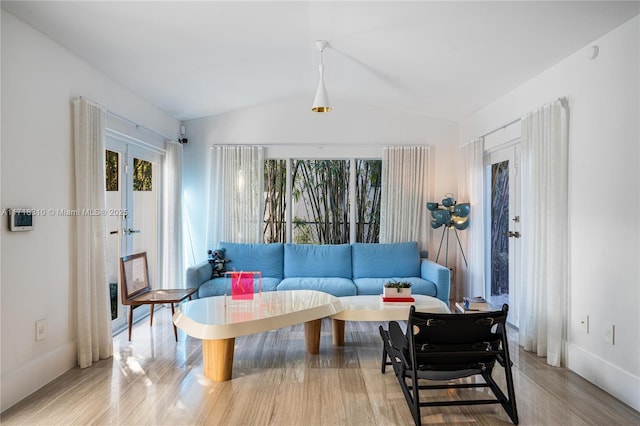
[506, 231, 521, 238]
[109, 230, 120, 235]
[126, 228, 141, 235]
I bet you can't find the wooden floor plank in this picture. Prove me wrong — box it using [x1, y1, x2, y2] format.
[1, 307, 639, 425]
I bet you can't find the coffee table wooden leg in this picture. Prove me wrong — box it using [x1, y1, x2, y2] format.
[332, 319, 345, 346]
[304, 319, 322, 354]
[203, 338, 235, 382]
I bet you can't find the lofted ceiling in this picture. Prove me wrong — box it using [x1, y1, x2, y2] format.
[2, 1, 639, 121]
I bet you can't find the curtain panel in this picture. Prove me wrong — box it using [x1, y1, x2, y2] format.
[519, 99, 569, 367]
[73, 98, 113, 368]
[380, 146, 430, 251]
[163, 140, 184, 289]
[457, 137, 485, 301]
[207, 146, 265, 248]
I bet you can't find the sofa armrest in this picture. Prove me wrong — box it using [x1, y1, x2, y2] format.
[185, 260, 212, 298]
[420, 259, 450, 303]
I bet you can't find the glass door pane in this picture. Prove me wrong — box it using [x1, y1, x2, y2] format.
[485, 145, 521, 326]
[489, 160, 510, 306]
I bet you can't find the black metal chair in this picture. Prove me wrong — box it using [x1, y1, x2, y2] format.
[379, 304, 518, 425]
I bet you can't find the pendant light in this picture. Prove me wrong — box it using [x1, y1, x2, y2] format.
[312, 40, 332, 113]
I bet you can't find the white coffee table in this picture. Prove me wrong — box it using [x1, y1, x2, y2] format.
[330, 295, 450, 346]
[173, 290, 341, 381]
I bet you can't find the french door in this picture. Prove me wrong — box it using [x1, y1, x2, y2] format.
[106, 134, 162, 333]
[485, 143, 521, 326]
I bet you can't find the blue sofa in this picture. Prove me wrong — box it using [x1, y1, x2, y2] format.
[186, 241, 450, 303]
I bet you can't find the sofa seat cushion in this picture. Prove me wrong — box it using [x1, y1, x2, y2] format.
[352, 242, 421, 278]
[277, 277, 357, 297]
[198, 277, 281, 299]
[219, 242, 284, 279]
[353, 277, 437, 297]
[284, 244, 352, 278]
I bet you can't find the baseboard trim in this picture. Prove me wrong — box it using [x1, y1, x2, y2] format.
[567, 343, 640, 412]
[1, 341, 76, 412]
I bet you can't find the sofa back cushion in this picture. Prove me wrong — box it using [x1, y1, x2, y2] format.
[218, 242, 284, 279]
[352, 242, 421, 278]
[284, 244, 352, 278]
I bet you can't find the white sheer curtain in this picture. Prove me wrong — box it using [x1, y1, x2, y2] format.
[207, 146, 265, 248]
[163, 140, 184, 289]
[519, 99, 569, 367]
[380, 146, 430, 249]
[73, 98, 112, 368]
[457, 137, 485, 301]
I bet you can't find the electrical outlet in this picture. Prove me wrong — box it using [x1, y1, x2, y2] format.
[36, 319, 47, 341]
[603, 322, 615, 345]
[579, 314, 589, 333]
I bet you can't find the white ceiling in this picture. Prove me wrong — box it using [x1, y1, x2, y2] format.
[3, 1, 639, 121]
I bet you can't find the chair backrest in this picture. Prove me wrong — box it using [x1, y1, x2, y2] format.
[407, 304, 509, 370]
[120, 252, 151, 304]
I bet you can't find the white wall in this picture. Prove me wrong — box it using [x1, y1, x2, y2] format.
[460, 16, 640, 410]
[182, 98, 459, 265]
[0, 11, 179, 411]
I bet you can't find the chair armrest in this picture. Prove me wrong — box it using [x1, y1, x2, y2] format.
[185, 260, 212, 298]
[420, 258, 450, 303]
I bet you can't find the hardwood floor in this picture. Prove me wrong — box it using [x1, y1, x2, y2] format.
[2, 307, 639, 425]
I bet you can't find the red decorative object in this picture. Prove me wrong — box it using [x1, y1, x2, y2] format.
[227, 271, 262, 300]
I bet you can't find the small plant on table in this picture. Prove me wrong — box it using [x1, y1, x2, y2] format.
[383, 281, 412, 298]
[384, 281, 412, 292]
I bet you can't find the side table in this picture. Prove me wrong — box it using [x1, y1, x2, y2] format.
[454, 301, 497, 314]
[124, 288, 197, 341]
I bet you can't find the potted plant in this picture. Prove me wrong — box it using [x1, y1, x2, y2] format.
[383, 281, 412, 298]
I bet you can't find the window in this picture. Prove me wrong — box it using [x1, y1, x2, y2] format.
[263, 159, 287, 243]
[355, 159, 381, 243]
[133, 158, 153, 191]
[292, 160, 350, 244]
[105, 150, 119, 191]
[262, 158, 381, 244]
